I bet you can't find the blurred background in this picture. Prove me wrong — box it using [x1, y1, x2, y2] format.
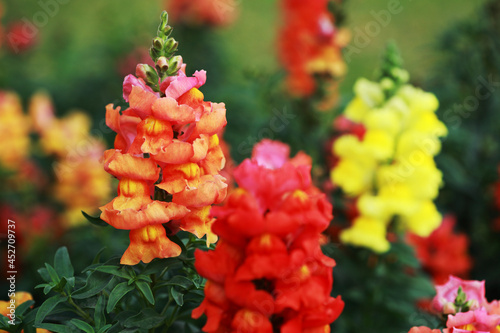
[1, 0, 500, 332]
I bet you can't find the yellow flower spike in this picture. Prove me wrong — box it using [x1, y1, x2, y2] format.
[353, 78, 385, 108]
[340, 216, 390, 253]
[357, 194, 391, 222]
[364, 107, 401, 136]
[344, 97, 370, 122]
[331, 48, 447, 253]
[362, 130, 394, 161]
[402, 200, 442, 237]
[331, 159, 374, 197]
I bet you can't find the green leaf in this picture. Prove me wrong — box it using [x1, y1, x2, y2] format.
[167, 234, 188, 255]
[0, 315, 10, 329]
[54, 247, 74, 278]
[35, 294, 68, 325]
[38, 267, 51, 282]
[156, 276, 194, 290]
[82, 211, 109, 227]
[45, 263, 60, 283]
[123, 308, 164, 329]
[94, 295, 106, 329]
[141, 257, 178, 275]
[72, 272, 113, 300]
[170, 287, 184, 306]
[15, 300, 35, 316]
[136, 275, 152, 283]
[53, 276, 68, 292]
[37, 323, 79, 333]
[70, 319, 95, 333]
[106, 282, 135, 313]
[43, 284, 54, 295]
[92, 248, 107, 265]
[94, 266, 131, 279]
[135, 281, 155, 305]
[97, 324, 112, 333]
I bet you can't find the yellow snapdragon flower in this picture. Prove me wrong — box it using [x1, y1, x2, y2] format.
[331, 75, 447, 253]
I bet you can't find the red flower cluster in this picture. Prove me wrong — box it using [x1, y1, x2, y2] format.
[166, 0, 239, 27]
[100, 60, 227, 265]
[407, 215, 472, 285]
[493, 167, 500, 231]
[279, 0, 348, 99]
[193, 140, 344, 332]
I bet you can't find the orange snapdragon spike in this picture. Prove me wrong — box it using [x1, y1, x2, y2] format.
[278, 0, 348, 106]
[100, 54, 227, 264]
[166, 0, 239, 27]
[193, 140, 343, 332]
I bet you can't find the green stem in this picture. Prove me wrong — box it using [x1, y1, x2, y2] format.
[66, 294, 95, 324]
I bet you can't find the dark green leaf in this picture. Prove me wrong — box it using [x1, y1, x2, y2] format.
[15, 300, 35, 316]
[94, 266, 131, 279]
[157, 276, 194, 290]
[45, 263, 60, 283]
[94, 295, 106, 329]
[141, 258, 178, 275]
[43, 284, 54, 295]
[123, 308, 164, 329]
[37, 267, 51, 282]
[106, 282, 135, 313]
[70, 319, 95, 333]
[37, 323, 79, 333]
[82, 211, 108, 227]
[72, 272, 113, 299]
[135, 281, 154, 305]
[35, 294, 68, 325]
[54, 247, 74, 278]
[0, 315, 10, 329]
[170, 287, 184, 306]
[97, 324, 112, 333]
[136, 275, 152, 283]
[92, 248, 107, 265]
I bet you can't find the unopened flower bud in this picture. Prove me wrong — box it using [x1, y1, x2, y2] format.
[169, 55, 182, 72]
[164, 38, 178, 53]
[156, 56, 169, 72]
[443, 302, 457, 315]
[136, 64, 158, 86]
[153, 37, 164, 51]
[464, 299, 479, 311]
[380, 77, 395, 91]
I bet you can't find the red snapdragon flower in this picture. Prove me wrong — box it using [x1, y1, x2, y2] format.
[100, 59, 227, 265]
[193, 139, 344, 332]
[279, 0, 348, 100]
[407, 215, 472, 285]
[166, 0, 239, 27]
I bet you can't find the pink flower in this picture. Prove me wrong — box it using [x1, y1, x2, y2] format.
[446, 309, 500, 333]
[232, 140, 312, 213]
[123, 74, 157, 102]
[408, 327, 442, 333]
[433, 276, 487, 313]
[252, 139, 290, 169]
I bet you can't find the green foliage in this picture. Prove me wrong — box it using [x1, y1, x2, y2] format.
[6, 232, 209, 332]
[326, 236, 439, 333]
[429, 0, 500, 299]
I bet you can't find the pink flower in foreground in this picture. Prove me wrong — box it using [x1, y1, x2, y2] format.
[433, 276, 487, 313]
[446, 309, 500, 333]
[408, 327, 442, 333]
